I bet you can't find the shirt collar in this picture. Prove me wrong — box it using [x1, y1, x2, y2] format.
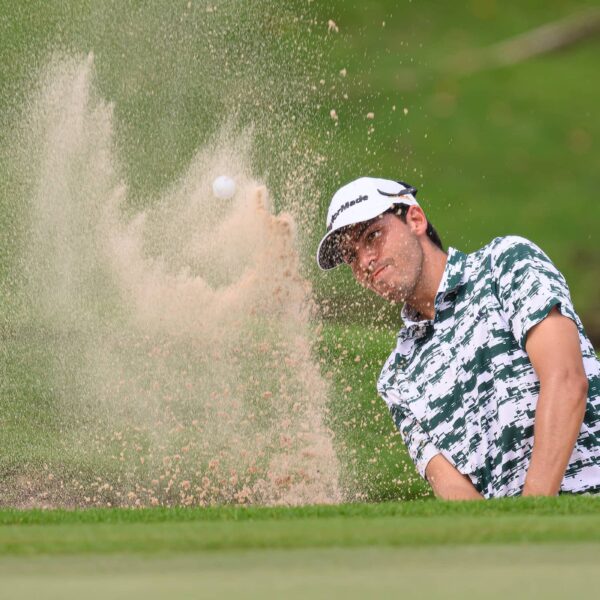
[400, 246, 467, 329]
[436, 246, 468, 298]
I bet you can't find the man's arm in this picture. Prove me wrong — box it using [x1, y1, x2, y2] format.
[425, 454, 483, 500]
[522, 306, 588, 496]
[490, 237, 589, 496]
[383, 381, 484, 500]
[386, 398, 482, 499]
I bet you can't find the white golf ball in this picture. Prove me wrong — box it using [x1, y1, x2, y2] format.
[212, 175, 236, 200]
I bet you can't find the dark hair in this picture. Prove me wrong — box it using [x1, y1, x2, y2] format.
[390, 204, 444, 251]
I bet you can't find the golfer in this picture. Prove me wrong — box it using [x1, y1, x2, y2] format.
[317, 177, 600, 499]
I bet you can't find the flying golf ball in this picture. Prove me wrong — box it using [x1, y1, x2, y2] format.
[212, 175, 236, 199]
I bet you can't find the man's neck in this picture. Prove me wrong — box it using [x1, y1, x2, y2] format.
[405, 248, 448, 321]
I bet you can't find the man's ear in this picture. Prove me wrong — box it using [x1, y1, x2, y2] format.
[406, 205, 428, 235]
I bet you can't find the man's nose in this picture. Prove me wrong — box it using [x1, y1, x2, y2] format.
[355, 245, 377, 277]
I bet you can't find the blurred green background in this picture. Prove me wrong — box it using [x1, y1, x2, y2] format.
[309, 0, 600, 338]
[2, 0, 598, 334]
[0, 0, 598, 502]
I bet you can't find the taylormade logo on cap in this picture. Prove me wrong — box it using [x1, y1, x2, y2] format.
[327, 194, 368, 231]
[316, 177, 419, 270]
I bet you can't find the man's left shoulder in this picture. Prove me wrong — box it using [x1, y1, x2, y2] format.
[470, 236, 563, 284]
[456, 236, 536, 270]
[477, 235, 544, 260]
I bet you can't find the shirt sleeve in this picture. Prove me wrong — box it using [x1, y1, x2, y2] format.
[491, 236, 579, 351]
[377, 380, 439, 478]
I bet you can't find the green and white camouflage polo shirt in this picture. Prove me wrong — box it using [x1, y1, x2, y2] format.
[377, 236, 600, 498]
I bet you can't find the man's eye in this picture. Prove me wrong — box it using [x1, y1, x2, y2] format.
[366, 230, 381, 243]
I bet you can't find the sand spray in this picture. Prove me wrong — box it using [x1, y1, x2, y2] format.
[3, 53, 340, 507]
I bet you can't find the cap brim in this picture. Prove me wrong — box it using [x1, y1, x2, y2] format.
[316, 229, 346, 270]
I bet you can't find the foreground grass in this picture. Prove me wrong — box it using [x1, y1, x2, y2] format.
[1, 545, 599, 599]
[0, 497, 598, 556]
[0, 498, 598, 598]
[0, 497, 598, 598]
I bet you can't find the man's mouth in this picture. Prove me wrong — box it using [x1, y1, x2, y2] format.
[370, 265, 388, 282]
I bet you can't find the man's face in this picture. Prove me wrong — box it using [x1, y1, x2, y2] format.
[339, 210, 425, 303]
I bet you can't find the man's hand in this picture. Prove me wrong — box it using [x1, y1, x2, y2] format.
[523, 306, 588, 496]
[425, 454, 483, 500]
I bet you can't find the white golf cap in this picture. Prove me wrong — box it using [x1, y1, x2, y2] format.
[316, 177, 419, 270]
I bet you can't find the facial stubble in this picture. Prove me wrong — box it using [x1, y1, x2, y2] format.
[376, 235, 425, 304]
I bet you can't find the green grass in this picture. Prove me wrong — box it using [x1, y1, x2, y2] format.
[2, 495, 599, 525]
[0, 497, 597, 598]
[319, 321, 431, 500]
[0, 498, 598, 598]
[0, 545, 597, 599]
[0, 497, 598, 556]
